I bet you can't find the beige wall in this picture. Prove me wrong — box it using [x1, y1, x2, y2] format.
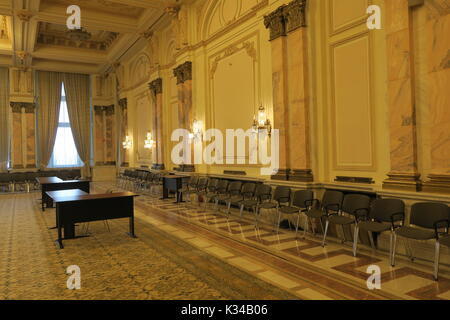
[115, 0, 449, 197]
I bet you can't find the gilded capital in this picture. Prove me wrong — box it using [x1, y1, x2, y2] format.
[283, 0, 307, 33]
[264, 6, 286, 41]
[264, 0, 307, 40]
[118, 98, 128, 111]
[10, 102, 35, 113]
[173, 61, 192, 84]
[149, 78, 163, 95]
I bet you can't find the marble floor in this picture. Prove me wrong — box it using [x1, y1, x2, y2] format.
[2, 182, 450, 300]
[115, 182, 450, 300]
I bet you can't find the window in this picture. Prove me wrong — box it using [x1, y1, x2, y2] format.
[48, 84, 83, 168]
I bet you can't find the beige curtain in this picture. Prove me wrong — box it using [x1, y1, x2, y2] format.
[0, 68, 9, 171]
[37, 71, 63, 169]
[63, 73, 91, 178]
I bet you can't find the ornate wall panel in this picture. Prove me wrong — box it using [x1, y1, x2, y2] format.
[331, 33, 374, 170]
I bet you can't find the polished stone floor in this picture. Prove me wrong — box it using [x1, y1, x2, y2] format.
[2, 181, 450, 300]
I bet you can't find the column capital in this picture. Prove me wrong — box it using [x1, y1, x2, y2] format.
[264, 6, 286, 41]
[173, 61, 192, 84]
[94, 105, 114, 115]
[264, 0, 307, 41]
[118, 98, 127, 111]
[284, 0, 307, 33]
[10, 102, 35, 113]
[149, 78, 163, 95]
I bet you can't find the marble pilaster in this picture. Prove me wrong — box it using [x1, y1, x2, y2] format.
[119, 98, 129, 167]
[423, 4, 450, 193]
[383, 0, 422, 191]
[149, 78, 165, 170]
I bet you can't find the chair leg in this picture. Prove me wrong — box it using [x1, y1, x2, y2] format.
[240, 204, 244, 217]
[352, 225, 359, 257]
[276, 208, 281, 233]
[295, 213, 301, 237]
[391, 232, 397, 267]
[254, 206, 259, 228]
[322, 220, 329, 247]
[226, 202, 232, 218]
[303, 216, 309, 239]
[434, 240, 440, 281]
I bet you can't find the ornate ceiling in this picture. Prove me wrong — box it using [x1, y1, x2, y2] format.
[0, 0, 185, 73]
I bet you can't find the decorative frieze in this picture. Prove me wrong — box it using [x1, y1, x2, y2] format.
[148, 78, 163, 95]
[173, 61, 192, 84]
[264, 0, 307, 41]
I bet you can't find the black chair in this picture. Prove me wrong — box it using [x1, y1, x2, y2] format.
[322, 194, 371, 247]
[303, 191, 344, 238]
[225, 182, 257, 216]
[197, 178, 218, 208]
[353, 198, 405, 260]
[0, 173, 11, 192]
[12, 173, 28, 192]
[214, 181, 242, 215]
[178, 176, 199, 203]
[256, 186, 291, 232]
[240, 184, 272, 226]
[280, 190, 314, 236]
[193, 177, 209, 203]
[392, 202, 450, 280]
[210, 180, 230, 210]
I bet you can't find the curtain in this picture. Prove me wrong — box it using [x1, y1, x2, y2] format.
[63, 73, 91, 178]
[0, 68, 9, 171]
[37, 71, 63, 169]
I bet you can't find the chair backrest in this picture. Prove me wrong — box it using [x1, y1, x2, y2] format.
[410, 202, 450, 229]
[197, 177, 209, 189]
[0, 173, 9, 183]
[188, 176, 199, 187]
[273, 186, 291, 204]
[228, 181, 243, 195]
[25, 172, 37, 181]
[146, 172, 154, 181]
[207, 179, 219, 192]
[216, 180, 229, 194]
[292, 190, 314, 209]
[255, 184, 272, 202]
[241, 183, 256, 199]
[370, 199, 405, 222]
[321, 190, 344, 210]
[341, 194, 371, 215]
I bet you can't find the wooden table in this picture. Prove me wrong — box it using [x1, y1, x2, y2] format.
[46, 189, 138, 249]
[36, 177, 90, 211]
[162, 175, 185, 203]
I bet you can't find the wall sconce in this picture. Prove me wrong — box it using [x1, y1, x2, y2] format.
[189, 119, 203, 141]
[252, 105, 272, 136]
[144, 131, 156, 149]
[122, 136, 132, 149]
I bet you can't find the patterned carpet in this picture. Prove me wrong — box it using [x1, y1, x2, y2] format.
[0, 190, 299, 300]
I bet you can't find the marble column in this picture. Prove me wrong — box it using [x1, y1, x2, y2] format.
[173, 61, 195, 172]
[93, 105, 116, 166]
[118, 98, 129, 167]
[104, 105, 116, 166]
[24, 103, 36, 169]
[423, 2, 450, 193]
[10, 103, 24, 169]
[149, 78, 165, 170]
[94, 106, 105, 165]
[284, 0, 313, 182]
[382, 0, 422, 191]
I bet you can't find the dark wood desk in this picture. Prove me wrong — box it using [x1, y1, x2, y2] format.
[36, 177, 90, 211]
[46, 190, 138, 249]
[162, 175, 185, 203]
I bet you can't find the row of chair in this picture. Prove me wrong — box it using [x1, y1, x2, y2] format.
[117, 169, 165, 196]
[0, 169, 82, 193]
[177, 175, 450, 281]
